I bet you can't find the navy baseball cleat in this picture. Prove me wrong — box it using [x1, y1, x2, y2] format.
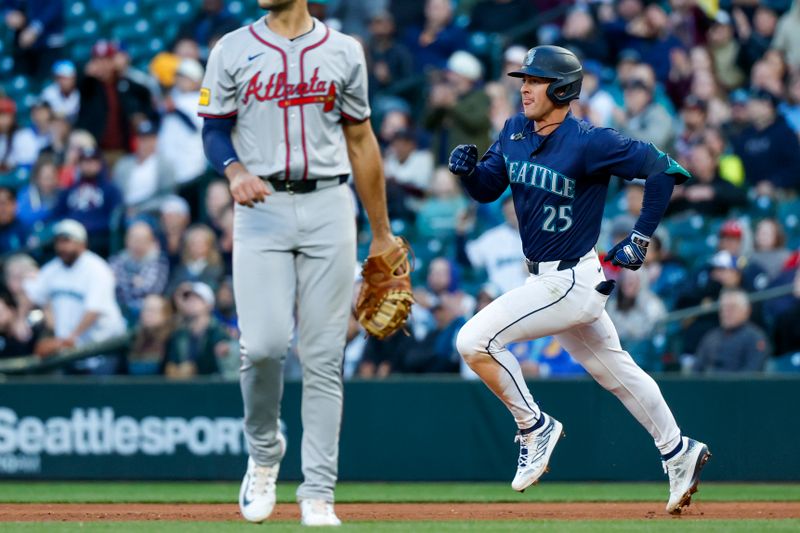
[511, 412, 564, 492]
[663, 436, 712, 514]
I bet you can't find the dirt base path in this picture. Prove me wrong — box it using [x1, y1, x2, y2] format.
[1, 502, 799, 522]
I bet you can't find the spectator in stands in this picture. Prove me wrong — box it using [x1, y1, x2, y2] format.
[127, 294, 173, 375]
[46, 112, 71, 163]
[159, 59, 207, 194]
[556, 6, 610, 64]
[644, 233, 688, 308]
[773, 268, 800, 358]
[366, 10, 413, 94]
[2, 0, 64, 79]
[403, 293, 464, 373]
[415, 167, 469, 241]
[178, 0, 238, 54]
[159, 195, 191, 269]
[40, 60, 80, 124]
[52, 146, 123, 257]
[576, 60, 616, 128]
[113, 42, 161, 112]
[0, 290, 37, 358]
[17, 153, 59, 230]
[3, 253, 37, 324]
[165, 281, 230, 379]
[377, 103, 412, 147]
[457, 194, 527, 294]
[415, 256, 475, 318]
[424, 50, 492, 164]
[751, 218, 792, 282]
[18, 100, 53, 159]
[731, 88, 800, 192]
[781, 71, 800, 137]
[328, 0, 388, 39]
[402, 0, 468, 72]
[23, 219, 126, 374]
[497, 45, 525, 114]
[706, 12, 745, 91]
[694, 288, 770, 373]
[715, 221, 769, 291]
[109, 221, 170, 322]
[383, 128, 433, 223]
[76, 40, 152, 161]
[166, 224, 225, 295]
[606, 268, 666, 369]
[0, 186, 28, 253]
[772, 0, 800, 70]
[113, 120, 175, 215]
[618, 2, 684, 83]
[667, 143, 747, 218]
[203, 180, 233, 235]
[733, 6, 778, 76]
[674, 96, 708, 160]
[615, 77, 674, 151]
[749, 57, 785, 102]
[57, 129, 96, 187]
[0, 97, 38, 172]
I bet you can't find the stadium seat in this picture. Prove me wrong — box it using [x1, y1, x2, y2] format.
[767, 352, 800, 373]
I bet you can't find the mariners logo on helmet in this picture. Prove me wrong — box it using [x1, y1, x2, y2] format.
[508, 45, 583, 106]
[524, 49, 536, 66]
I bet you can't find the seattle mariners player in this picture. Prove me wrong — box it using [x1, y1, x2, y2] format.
[449, 46, 711, 514]
[199, 0, 395, 526]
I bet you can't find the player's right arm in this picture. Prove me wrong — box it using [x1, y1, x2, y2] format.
[448, 141, 509, 203]
[199, 37, 268, 208]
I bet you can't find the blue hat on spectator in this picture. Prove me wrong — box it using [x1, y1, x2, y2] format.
[53, 60, 76, 78]
[730, 88, 749, 106]
[618, 48, 642, 64]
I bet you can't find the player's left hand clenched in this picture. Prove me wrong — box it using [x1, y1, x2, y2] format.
[605, 231, 649, 271]
[228, 166, 270, 208]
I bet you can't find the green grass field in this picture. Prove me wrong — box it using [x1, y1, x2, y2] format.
[1, 482, 798, 532]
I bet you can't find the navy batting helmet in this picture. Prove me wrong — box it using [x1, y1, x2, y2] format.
[508, 45, 583, 106]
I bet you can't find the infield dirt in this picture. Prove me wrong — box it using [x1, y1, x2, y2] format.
[1, 502, 799, 522]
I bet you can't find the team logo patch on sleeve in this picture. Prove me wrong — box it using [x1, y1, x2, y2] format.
[199, 88, 211, 106]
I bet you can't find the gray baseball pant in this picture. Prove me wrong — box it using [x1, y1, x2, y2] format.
[234, 182, 356, 502]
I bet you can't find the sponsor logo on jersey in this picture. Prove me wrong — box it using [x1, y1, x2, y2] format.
[242, 68, 336, 111]
[506, 159, 576, 199]
[199, 88, 210, 106]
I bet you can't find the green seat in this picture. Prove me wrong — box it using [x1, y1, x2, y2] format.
[112, 18, 152, 43]
[777, 199, 800, 232]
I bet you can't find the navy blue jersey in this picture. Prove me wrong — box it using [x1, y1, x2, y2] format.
[473, 113, 672, 262]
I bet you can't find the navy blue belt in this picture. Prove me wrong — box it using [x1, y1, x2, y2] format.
[525, 258, 579, 275]
[265, 175, 348, 194]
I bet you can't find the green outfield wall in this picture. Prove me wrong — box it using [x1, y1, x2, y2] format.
[0, 376, 797, 481]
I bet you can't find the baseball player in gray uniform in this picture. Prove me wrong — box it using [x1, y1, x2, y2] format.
[200, 0, 394, 526]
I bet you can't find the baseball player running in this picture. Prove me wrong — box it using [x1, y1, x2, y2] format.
[449, 46, 711, 514]
[200, 0, 395, 526]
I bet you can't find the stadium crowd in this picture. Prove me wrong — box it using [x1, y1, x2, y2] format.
[0, 0, 799, 379]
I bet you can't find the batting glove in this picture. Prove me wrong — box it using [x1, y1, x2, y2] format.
[604, 231, 650, 271]
[448, 144, 478, 176]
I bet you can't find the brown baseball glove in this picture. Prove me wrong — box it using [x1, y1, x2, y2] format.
[355, 237, 414, 340]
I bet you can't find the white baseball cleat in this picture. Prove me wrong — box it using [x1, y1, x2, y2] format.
[239, 432, 286, 523]
[511, 412, 564, 492]
[300, 499, 342, 526]
[663, 436, 712, 515]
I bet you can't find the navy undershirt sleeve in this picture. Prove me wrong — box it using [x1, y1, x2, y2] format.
[460, 141, 509, 203]
[634, 172, 675, 237]
[202, 117, 239, 176]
